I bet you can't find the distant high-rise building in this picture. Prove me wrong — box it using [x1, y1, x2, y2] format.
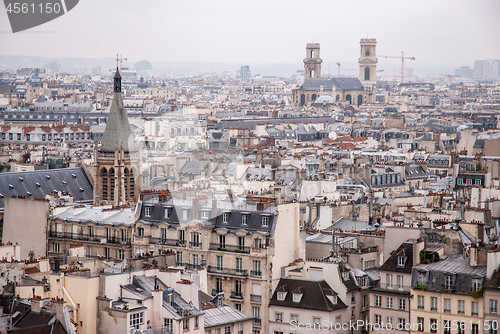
[455, 66, 474, 78]
[240, 65, 251, 80]
[474, 59, 500, 79]
[92, 66, 102, 75]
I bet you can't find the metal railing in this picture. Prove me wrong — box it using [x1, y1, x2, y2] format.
[49, 231, 130, 244]
[230, 291, 243, 299]
[209, 243, 250, 253]
[149, 237, 186, 247]
[189, 241, 202, 248]
[252, 319, 261, 327]
[250, 294, 262, 303]
[372, 283, 411, 293]
[178, 262, 203, 271]
[250, 270, 262, 278]
[207, 266, 248, 277]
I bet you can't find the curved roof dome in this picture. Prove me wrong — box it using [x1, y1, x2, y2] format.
[314, 93, 335, 104]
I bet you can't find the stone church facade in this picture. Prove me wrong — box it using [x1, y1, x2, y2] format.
[292, 39, 378, 106]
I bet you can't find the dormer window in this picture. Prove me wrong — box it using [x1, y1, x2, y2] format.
[201, 211, 209, 219]
[145, 207, 152, 217]
[164, 208, 170, 219]
[277, 291, 287, 301]
[326, 295, 337, 305]
[242, 215, 248, 225]
[397, 256, 407, 267]
[342, 272, 350, 280]
[292, 293, 303, 303]
[223, 213, 229, 223]
[472, 278, 483, 291]
[262, 216, 269, 227]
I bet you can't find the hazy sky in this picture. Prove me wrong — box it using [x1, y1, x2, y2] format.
[1, 0, 499, 68]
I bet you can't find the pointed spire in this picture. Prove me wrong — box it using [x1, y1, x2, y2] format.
[114, 68, 122, 93]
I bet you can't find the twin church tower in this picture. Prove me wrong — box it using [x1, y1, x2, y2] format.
[293, 38, 378, 106]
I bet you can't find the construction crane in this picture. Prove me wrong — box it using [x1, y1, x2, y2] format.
[377, 51, 415, 83]
[105, 54, 128, 71]
[336, 63, 384, 77]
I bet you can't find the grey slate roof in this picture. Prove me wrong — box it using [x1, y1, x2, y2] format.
[99, 89, 136, 153]
[0, 167, 93, 211]
[204, 306, 253, 328]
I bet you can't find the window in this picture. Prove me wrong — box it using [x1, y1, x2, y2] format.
[472, 324, 479, 334]
[218, 234, 225, 247]
[313, 317, 321, 326]
[201, 211, 209, 219]
[430, 319, 437, 333]
[235, 303, 241, 311]
[236, 258, 243, 272]
[375, 295, 381, 307]
[52, 242, 60, 253]
[176, 251, 183, 265]
[458, 300, 465, 314]
[418, 295, 424, 309]
[191, 232, 201, 247]
[277, 291, 286, 301]
[417, 317, 424, 332]
[431, 297, 437, 311]
[375, 315, 381, 325]
[254, 238, 262, 248]
[475, 179, 482, 185]
[164, 208, 170, 218]
[397, 256, 406, 267]
[444, 320, 451, 334]
[458, 321, 465, 334]
[182, 209, 188, 219]
[242, 215, 248, 225]
[192, 254, 199, 266]
[137, 227, 144, 237]
[386, 297, 393, 309]
[252, 306, 260, 319]
[104, 247, 110, 259]
[145, 207, 152, 217]
[467, 178, 473, 185]
[364, 260, 375, 269]
[417, 271, 427, 285]
[275, 312, 283, 322]
[491, 299, 498, 313]
[121, 229, 127, 242]
[397, 275, 404, 289]
[262, 216, 269, 227]
[472, 278, 483, 291]
[291, 314, 299, 324]
[472, 301, 479, 316]
[216, 255, 223, 270]
[164, 318, 173, 332]
[183, 318, 189, 331]
[235, 280, 242, 295]
[161, 228, 167, 241]
[216, 278, 222, 292]
[130, 312, 144, 329]
[386, 274, 393, 288]
[399, 298, 405, 310]
[386, 317, 393, 328]
[293, 293, 303, 303]
[178, 230, 185, 243]
[444, 298, 451, 312]
[445, 275, 454, 290]
[223, 213, 229, 223]
[118, 249, 124, 260]
[225, 327, 230, 334]
[457, 178, 464, 185]
[398, 318, 406, 330]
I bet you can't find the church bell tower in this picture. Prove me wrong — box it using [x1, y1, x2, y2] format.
[94, 68, 139, 206]
[304, 43, 322, 80]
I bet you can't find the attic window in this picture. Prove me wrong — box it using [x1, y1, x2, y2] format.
[292, 293, 303, 303]
[326, 295, 337, 305]
[277, 291, 287, 301]
[342, 272, 350, 280]
[397, 256, 407, 267]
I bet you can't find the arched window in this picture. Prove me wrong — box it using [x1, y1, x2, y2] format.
[357, 95, 363, 106]
[364, 67, 370, 81]
[346, 94, 352, 104]
[365, 47, 370, 57]
[300, 94, 306, 106]
[336, 95, 340, 101]
[311, 94, 317, 101]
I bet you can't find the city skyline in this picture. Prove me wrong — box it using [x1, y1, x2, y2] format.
[0, 0, 499, 68]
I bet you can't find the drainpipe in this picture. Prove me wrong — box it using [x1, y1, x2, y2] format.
[61, 275, 78, 324]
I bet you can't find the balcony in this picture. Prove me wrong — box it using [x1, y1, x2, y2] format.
[372, 283, 411, 294]
[250, 294, 262, 303]
[49, 231, 130, 244]
[178, 262, 203, 271]
[250, 270, 262, 278]
[252, 319, 261, 327]
[230, 291, 243, 299]
[207, 266, 248, 277]
[209, 243, 250, 254]
[149, 237, 186, 247]
[189, 241, 202, 249]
